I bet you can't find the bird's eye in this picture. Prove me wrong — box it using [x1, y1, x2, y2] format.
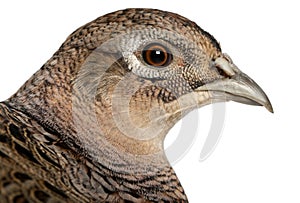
[142, 43, 173, 67]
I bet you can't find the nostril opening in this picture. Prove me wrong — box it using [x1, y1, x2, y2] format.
[215, 64, 231, 78]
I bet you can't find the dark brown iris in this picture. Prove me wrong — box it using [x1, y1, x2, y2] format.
[142, 43, 173, 67]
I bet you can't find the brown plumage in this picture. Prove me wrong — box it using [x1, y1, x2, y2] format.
[0, 8, 272, 202]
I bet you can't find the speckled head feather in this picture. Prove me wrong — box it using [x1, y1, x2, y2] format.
[0, 8, 272, 202]
[65, 9, 222, 55]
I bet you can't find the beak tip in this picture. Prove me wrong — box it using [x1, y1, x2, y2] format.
[266, 104, 274, 113]
[264, 95, 274, 113]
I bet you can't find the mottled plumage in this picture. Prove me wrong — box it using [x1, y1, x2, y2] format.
[0, 9, 272, 202]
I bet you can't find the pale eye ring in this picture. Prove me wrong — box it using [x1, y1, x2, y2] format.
[142, 43, 173, 67]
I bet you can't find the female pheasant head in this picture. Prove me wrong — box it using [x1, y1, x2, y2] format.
[5, 8, 272, 201]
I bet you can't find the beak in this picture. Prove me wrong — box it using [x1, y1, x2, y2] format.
[196, 55, 273, 113]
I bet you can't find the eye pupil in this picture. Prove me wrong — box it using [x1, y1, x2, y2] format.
[142, 43, 172, 67]
[148, 49, 166, 64]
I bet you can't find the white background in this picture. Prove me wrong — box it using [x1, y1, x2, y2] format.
[0, 1, 299, 202]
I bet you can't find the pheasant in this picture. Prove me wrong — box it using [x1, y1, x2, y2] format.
[0, 8, 273, 202]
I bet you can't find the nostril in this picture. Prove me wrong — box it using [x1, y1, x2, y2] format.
[214, 57, 236, 77]
[209, 61, 228, 78]
[215, 65, 229, 78]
